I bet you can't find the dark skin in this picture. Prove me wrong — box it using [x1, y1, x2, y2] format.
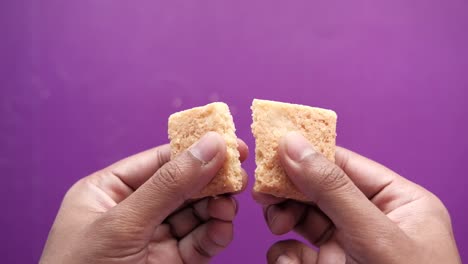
[40, 132, 249, 264]
[254, 132, 461, 264]
[40, 131, 461, 264]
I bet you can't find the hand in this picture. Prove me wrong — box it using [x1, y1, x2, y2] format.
[254, 132, 461, 264]
[40, 132, 248, 264]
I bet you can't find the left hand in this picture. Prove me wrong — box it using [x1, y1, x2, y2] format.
[40, 132, 248, 264]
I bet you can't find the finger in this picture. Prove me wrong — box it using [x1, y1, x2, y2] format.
[191, 196, 238, 221]
[156, 195, 238, 239]
[190, 196, 237, 221]
[335, 146, 424, 215]
[167, 195, 238, 237]
[232, 169, 249, 195]
[166, 207, 201, 238]
[207, 196, 238, 221]
[253, 189, 332, 242]
[267, 239, 318, 264]
[112, 132, 226, 228]
[104, 137, 246, 191]
[264, 201, 306, 235]
[258, 146, 405, 246]
[192, 198, 211, 221]
[252, 192, 287, 206]
[263, 201, 334, 246]
[279, 132, 405, 248]
[179, 220, 233, 263]
[294, 206, 334, 246]
[317, 240, 346, 264]
[237, 138, 249, 162]
[152, 223, 173, 242]
[105, 144, 171, 190]
[335, 146, 397, 199]
[148, 224, 183, 263]
[254, 146, 401, 243]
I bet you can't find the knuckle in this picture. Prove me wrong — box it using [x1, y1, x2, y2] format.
[63, 176, 92, 202]
[87, 214, 147, 257]
[194, 232, 218, 258]
[316, 165, 349, 191]
[428, 194, 452, 224]
[154, 161, 185, 190]
[312, 223, 335, 246]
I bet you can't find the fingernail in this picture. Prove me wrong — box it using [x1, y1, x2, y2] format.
[266, 205, 277, 225]
[231, 197, 239, 215]
[284, 132, 315, 162]
[189, 132, 222, 163]
[276, 255, 293, 264]
[212, 226, 232, 247]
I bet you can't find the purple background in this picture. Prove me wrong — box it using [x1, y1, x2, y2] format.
[2, 0, 468, 263]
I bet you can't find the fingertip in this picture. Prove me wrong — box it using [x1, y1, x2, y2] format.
[277, 133, 288, 160]
[207, 220, 233, 248]
[206, 131, 228, 156]
[208, 196, 237, 221]
[281, 131, 315, 163]
[334, 146, 352, 168]
[157, 144, 172, 160]
[265, 205, 281, 235]
[178, 219, 233, 262]
[277, 132, 300, 168]
[192, 198, 210, 221]
[236, 138, 249, 162]
[265, 203, 305, 235]
[189, 132, 226, 164]
[267, 240, 317, 264]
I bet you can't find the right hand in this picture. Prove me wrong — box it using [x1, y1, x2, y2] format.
[40, 132, 249, 264]
[254, 132, 461, 264]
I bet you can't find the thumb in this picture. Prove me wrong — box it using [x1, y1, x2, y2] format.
[267, 240, 318, 264]
[112, 132, 226, 228]
[278, 132, 408, 256]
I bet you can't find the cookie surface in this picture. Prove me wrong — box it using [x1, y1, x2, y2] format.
[251, 99, 337, 201]
[168, 102, 242, 198]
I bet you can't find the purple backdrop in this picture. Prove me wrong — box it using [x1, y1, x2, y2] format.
[2, 0, 468, 263]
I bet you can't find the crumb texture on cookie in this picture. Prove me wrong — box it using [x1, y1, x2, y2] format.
[168, 102, 242, 198]
[251, 99, 337, 201]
